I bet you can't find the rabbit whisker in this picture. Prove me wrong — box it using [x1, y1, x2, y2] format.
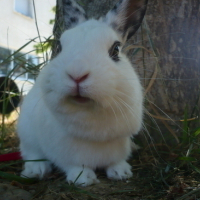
[116, 96, 168, 159]
[110, 96, 133, 134]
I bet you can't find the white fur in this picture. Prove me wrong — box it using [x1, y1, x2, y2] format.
[107, 160, 133, 180]
[67, 166, 100, 186]
[18, 6, 144, 186]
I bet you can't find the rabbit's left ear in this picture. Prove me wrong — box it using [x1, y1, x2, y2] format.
[62, 0, 87, 29]
[104, 0, 148, 41]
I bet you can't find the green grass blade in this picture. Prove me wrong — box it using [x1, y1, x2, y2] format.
[178, 156, 196, 161]
[0, 159, 48, 170]
[0, 171, 37, 184]
[0, 37, 38, 66]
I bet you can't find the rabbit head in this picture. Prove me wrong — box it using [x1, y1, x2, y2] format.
[39, 0, 148, 137]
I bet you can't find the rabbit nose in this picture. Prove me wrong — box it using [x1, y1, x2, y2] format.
[68, 73, 89, 84]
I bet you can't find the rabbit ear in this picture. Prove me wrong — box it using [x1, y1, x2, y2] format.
[62, 0, 87, 29]
[104, 0, 148, 41]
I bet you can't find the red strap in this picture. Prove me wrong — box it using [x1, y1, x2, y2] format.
[0, 152, 22, 162]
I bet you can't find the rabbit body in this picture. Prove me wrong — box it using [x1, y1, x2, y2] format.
[17, 0, 148, 186]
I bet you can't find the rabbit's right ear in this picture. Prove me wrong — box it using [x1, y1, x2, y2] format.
[61, 0, 87, 29]
[104, 0, 148, 41]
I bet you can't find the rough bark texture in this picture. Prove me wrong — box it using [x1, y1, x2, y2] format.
[139, 0, 200, 144]
[52, 0, 200, 144]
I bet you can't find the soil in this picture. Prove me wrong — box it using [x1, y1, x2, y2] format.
[1, 158, 200, 200]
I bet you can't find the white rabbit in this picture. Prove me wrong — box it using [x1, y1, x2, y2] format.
[17, 0, 148, 186]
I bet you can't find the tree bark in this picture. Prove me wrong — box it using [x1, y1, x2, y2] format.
[52, 0, 200, 144]
[139, 0, 200, 144]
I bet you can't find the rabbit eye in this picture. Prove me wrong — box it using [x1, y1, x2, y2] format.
[109, 41, 121, 61]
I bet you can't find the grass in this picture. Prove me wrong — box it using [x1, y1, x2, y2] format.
[0, 38, 45, 150]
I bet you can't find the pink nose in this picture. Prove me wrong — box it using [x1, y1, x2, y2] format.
[68, 73, 89, 84]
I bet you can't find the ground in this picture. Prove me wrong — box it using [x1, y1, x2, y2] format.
[1, 118, 200, 200]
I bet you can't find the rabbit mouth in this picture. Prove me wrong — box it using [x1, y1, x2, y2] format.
[71, 95, 92, 104]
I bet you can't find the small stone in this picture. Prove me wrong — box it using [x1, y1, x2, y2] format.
[0, 183, 32, 200]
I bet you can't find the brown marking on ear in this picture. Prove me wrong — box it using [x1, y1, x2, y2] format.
[105, 0, 148, 41]
[124, 0, 148, 39]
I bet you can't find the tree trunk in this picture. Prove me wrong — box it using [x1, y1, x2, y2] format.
[139, 0, 200, 144]
[52, 0, 200, 145]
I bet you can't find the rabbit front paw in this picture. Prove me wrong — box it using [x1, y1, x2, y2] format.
[106, 161, 133, 180]
[67, 166, 100, 187]
[21, 161, 52, 179]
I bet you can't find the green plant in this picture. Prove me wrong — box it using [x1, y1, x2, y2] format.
[0, 37, 47, 150]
